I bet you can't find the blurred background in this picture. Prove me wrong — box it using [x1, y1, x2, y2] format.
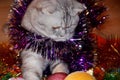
[0, 1, 120, 80]
[0, 0, 120, 42]
[0, 0, 12, 42]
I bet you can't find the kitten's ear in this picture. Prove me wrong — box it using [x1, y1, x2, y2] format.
[73, 2, 87, 14]
[41, 5, 56, 14]
[35, 0, 57, 14]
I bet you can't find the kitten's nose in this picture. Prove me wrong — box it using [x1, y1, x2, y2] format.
[60, 29, 65, 37]
[60, 35, 63, 37]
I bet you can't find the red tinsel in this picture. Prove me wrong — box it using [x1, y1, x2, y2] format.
[96, 35, 120, 71]
[0, 42, 18, 74]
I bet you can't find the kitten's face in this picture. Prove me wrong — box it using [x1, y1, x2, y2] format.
[22, 0, 86, 41]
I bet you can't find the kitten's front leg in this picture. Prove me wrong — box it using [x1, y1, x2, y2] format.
[21, 49, 46, 80]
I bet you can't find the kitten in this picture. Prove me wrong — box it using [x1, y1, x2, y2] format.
[21, 0, 86, 80]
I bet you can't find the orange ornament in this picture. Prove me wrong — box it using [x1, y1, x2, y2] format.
[64, 71, 95, 80]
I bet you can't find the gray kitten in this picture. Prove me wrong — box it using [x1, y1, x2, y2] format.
[21, 0, 86, 80]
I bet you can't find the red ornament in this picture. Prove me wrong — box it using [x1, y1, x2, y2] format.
[47, 72, 68, 80]
[94, 66, 105, 80]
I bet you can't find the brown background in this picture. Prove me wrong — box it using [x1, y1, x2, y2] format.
[0, 0, 120, 42]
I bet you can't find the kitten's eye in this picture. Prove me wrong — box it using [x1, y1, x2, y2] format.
[41, 8, 53, 14]
[52, 26, 60, 29]
[71, 10, 81, 16]
[72, 9, 84, 16]
[36, 7, 54, 15]
[76, 12, 82, 15]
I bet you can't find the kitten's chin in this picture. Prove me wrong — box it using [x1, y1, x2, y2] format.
[52, 36, 72, 42]
[54, 38, 67, 42]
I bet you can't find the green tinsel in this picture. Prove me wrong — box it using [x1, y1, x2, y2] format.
[104, 68, 120, 80]
[1, 73, 12, 80]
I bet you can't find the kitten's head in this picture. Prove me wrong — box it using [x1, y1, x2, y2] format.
[21, 0, 86, 41]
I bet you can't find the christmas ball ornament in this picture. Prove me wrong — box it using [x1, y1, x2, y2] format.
[8, 77, 24, 80]
[47, 72, 67, 80]
[64, 71, 95, 80]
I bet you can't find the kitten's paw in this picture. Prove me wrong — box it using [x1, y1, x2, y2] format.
[51, 62, 69, 74]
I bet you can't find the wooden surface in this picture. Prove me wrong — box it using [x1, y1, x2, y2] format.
[0, 0, 12, 42]
[93, 0, 120, 38]
[0, 0, 120, 42]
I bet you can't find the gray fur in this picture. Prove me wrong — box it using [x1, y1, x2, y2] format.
[21, 0, 86, 80]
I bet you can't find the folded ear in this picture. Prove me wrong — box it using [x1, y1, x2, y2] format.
[73, 2, 87, 14]
[35, 0, 57, 14]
